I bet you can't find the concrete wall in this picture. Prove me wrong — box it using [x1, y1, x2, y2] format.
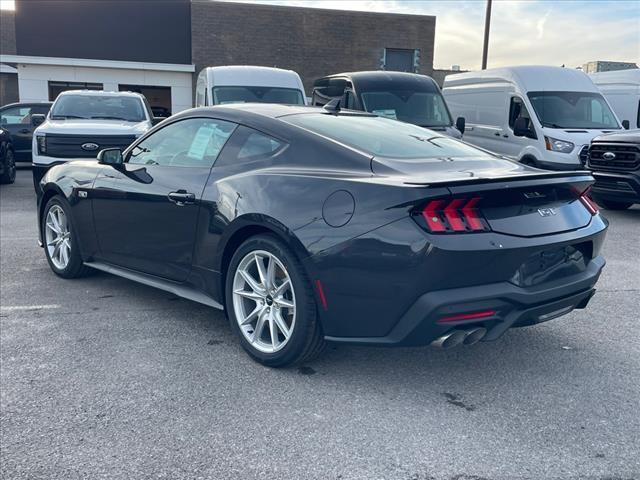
[16, 64, 193, 113]
[191, 1, 435, 94]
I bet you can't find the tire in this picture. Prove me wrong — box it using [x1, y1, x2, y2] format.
[42, 196, 90, 278]
[592, 198, 633, 210]
[225, 234, 325, 367]
[519, 156, 538, 168]
[0, 148, 16, 184]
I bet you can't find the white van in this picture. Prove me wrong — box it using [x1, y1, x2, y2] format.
[195, 66, 306, 107]
[590, 69, 640, 130]
[443, 66, 622, 170]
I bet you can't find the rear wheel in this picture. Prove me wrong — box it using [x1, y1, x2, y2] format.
[0, 148, 16, 184]
[42, 196, 90, 278]
[225, 234, 325, 367]
[593, 198, 633, 210]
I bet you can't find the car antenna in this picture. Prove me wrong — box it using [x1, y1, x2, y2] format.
[323, 98, 341, 114]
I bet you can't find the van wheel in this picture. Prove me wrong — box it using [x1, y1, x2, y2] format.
[225, 234, 325, 367]
[519, 156, 538, 168]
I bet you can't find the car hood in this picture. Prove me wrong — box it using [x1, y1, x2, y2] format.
[36, 119, 150, 136]
[371, 155, 554, 184]
[592, 129, 640, 143]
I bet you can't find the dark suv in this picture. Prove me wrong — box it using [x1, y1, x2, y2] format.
[588, 130, 640, 210]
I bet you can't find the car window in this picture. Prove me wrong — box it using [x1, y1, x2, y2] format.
[508, 97, 533, 128]
[284, 113, 491, 159]
[128, 118, 236, 168]
[215, 126, 285, 167]
[50, 95, 147, 122]
[0, 106, 33, 125]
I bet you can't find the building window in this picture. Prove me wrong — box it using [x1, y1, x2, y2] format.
[48, 81, 103, 101]
[383, 48, 419, 73]
[119, 84, 172, 117]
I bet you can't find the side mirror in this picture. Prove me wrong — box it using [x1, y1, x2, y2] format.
[513, 117, 534, 138]
[31, 114, 46, 128]
[152, 117, 166, 126]
[97, 148, 123, 165]
[455, 116, 465, 135]
[622, 120, 630, 130]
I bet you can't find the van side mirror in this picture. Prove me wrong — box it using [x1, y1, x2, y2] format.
[513, 117, 535, 138]
[455, 116, 465, 135]
[31, 114, 46, 128]
[97, 148, 123, 165]
[622, 120, 630, 130]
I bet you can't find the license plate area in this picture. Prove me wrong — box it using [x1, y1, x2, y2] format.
[510, 242, 591, 287]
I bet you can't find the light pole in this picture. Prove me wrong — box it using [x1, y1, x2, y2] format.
[481, 0, 492, 69]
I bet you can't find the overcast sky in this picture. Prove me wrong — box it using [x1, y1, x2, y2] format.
[219, 0, 640, 70]
[1, 0, 638, 70]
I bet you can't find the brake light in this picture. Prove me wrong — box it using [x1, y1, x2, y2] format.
[420, 197, 489, 233]
[580, 194, 598, 215]
[439, 309, 496, 323]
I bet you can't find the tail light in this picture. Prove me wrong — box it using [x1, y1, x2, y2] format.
[418, 197, 489, 233]
[580, 193, 599, 215]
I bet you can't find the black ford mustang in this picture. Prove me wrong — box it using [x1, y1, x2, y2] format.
[37, 104, 607, 367]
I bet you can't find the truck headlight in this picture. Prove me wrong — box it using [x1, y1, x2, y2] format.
[36, 135, 47, 155]
[544, 136, 574, 153]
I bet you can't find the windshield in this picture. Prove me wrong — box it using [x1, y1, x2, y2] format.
[51, 95, 146, 122]
[527, 91, 619, 129]
[284, 114, 489, 159]
[213, 86, 304, 105]
[359, 90, 452, 128]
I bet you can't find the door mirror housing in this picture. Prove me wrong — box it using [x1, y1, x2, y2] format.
[513, 117, 535, 138]
[455, 116, 465, 135]
[31, 114, 46, 128]
[622, 120, 630, 130]
[97, 148, 124, 165]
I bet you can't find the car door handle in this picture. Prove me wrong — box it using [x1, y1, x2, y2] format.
[19, 128, 30, 134]
[494, 132, 501, 136]
[168, 191, 196, 206]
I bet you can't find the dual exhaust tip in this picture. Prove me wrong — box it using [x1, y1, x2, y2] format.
[431, 327, 487, 349]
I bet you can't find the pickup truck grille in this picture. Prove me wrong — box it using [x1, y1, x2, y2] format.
[588, 143, 640, 172]
[45, 134, 137, 158]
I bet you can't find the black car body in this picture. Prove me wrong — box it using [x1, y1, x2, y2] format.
[37, 104, 607, 366]
[0, 102, 52, 162]
[311, 71, 461, 138]
[588, 129, 640, 210]
[0, 127, 16, 184]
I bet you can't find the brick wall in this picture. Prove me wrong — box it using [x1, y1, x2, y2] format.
[0, 9, 16, 55]
[191, 1, 435, 94]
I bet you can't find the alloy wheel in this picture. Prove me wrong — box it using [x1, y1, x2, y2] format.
[232, 250, 296, 353]
[45, 205, 72, 270]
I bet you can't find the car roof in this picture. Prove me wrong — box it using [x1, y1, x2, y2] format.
[201, 66, 304, 90]
[186, 103, 375, 119]
[315, 71, 439, 91]
[0, 101, 52, 110]
[56, 90, 146, 99]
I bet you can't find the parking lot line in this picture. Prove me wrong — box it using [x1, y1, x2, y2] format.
[0, 304, 60, 312]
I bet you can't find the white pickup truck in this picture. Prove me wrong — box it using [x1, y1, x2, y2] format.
[32, 90, 158, 190]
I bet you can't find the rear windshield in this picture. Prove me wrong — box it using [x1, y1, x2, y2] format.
[50, 95, 146, 122]
[213, 86, 304, 105]
[283, 114, 490, 159]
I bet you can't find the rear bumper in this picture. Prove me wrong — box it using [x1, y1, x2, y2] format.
[590, 170, 640, 204]
[325, 256, 604, 346]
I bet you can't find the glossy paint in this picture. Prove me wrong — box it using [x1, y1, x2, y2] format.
[37, 104, 608, 345]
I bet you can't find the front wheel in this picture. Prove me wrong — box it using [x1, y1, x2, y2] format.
[42, 196, 90, 278]
[225, 234, 325, 367]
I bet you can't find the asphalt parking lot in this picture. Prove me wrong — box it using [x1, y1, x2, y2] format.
[1, 168, 639, 480]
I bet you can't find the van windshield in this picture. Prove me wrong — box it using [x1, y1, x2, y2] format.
[50, 95, 146, 122]
[284, 113, 489, 159]
[527, 91, 620, 129]
[359, 89, 452, 128]
[213, 86, 304, 105]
